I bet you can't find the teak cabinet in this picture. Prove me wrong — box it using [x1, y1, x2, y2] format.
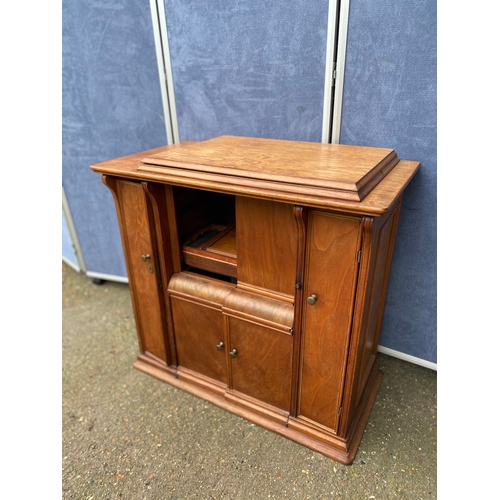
[91, 136, 420, 464]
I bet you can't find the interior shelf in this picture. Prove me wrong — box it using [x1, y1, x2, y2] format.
[182, 224, 237, 278]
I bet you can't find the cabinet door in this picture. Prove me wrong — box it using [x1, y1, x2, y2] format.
[228, 318, 293, 412]
[104, 177, 169, 364]
[168, 272, 234, 385]
[236, 197, 297, 298]
[298, 211, 362, 433]
[170, 297, 228, 384]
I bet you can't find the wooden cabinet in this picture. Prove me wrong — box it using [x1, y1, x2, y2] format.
[92, 136, 419, 464]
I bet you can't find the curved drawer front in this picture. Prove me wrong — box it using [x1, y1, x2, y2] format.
[222, 288, 294, 334]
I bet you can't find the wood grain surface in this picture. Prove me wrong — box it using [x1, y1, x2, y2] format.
[236, 197, 297, 296]
[96, 135, 419, 464]
[141, 136, 397, 195]
[298, 212, 362, 433]
[91, 141, 420, 215]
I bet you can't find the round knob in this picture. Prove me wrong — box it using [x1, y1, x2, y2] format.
[215, 342, 224, 351]
[229, 348, 238, 358]
[306, 294, 318, 305]
[141, 254, 151, 262]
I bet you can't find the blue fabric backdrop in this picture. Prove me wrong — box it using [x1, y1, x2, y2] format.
[340, 0, 437, 363]
[62, 0, 167, 277]
[164, 0, 329, 142]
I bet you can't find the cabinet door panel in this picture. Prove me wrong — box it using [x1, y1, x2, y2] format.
[298, 212, 362, 432]
[229, 318, 293, 412]
[171, 298, 227, 384]
[236, 197, 297, 297]
[116, 180, 169, 362]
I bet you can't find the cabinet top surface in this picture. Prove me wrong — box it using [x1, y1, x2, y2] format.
[140, 136, 398, 201]
[91, 136, 420, 215]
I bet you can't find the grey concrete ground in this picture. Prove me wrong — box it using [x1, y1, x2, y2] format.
[62, 262, 437, 499]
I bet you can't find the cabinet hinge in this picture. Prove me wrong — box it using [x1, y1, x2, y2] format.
[338, 406, 343, 416]
[357, 250, 362, 263]
[331, 62, 337, 86]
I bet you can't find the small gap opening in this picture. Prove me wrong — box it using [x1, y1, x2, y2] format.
[184, 267, 237, 284]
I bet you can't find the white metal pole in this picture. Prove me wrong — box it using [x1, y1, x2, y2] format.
[149, 0, 180, 145]
[330, 0, 350, 145]
[62, 186, 87, 273]
[321, 0, 340, 144]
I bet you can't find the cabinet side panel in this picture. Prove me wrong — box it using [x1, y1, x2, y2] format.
[298, 212, 362, 433]
[236, 197, 297, 296]
[117, 180, 169, 362]
[354, 206, 401, 407]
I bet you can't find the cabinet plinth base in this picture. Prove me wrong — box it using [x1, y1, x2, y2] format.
[132, 355, 383, 465]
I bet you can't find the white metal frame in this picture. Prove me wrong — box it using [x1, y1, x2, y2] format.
[62, 186, 86, 273]
[330, 0, 350, 144]
[150, 0, 180, 145]
[321, 0, 351, 145]
[86, 270, 129, 284]
[321, 0, 340, 144]
[378, 346, 437, 371]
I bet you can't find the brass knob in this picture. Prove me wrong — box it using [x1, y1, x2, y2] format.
[307, 294, 318, 305]
[141, 254, 151, 262]
[229, 348, 238, 358]
[216, 342, 224, 351]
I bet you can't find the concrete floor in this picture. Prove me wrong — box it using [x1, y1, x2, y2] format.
[62, 262, 437, 499]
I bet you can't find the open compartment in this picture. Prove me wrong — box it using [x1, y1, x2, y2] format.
[172, 186, 237, 279]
